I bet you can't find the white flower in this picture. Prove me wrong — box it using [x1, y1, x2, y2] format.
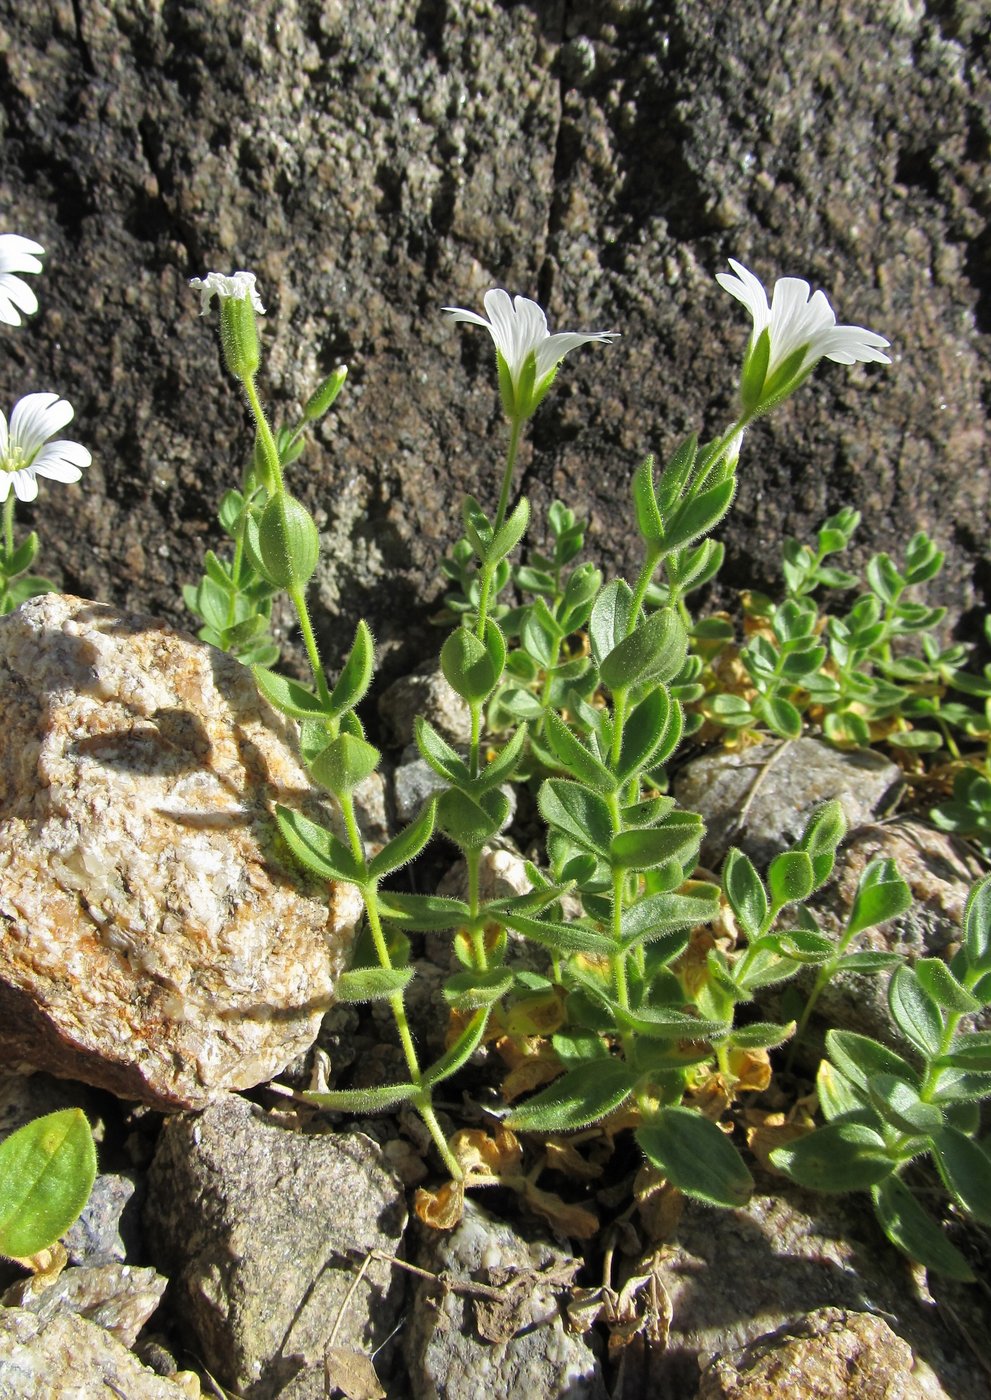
[0, 393, 91, 503]
[189, 270, 265, 315]
[443, 288, 618, 419]
[0, 235, 45, 326]
[716, 259, 890, 411]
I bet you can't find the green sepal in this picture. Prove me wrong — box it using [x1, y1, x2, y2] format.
[368, 799, 436, 879]
[637, 1108, 753, 1207]
[275, 805, 366, 884]
[0, 1109, 97, 1260]
[739, 325, 771, 412]
[770, 1122, 895, 1192]
[253, 666, 327, 720]
[335, 967, 414, 1003]
[871, 1176, 974, 1281]
[506, 1058, 635, 1132]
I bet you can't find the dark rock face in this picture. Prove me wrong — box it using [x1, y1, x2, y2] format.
[1, 1, 988, 673]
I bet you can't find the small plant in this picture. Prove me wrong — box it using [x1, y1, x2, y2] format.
[187, 258, 991, 1276]
[0, 1109, 97, 1263]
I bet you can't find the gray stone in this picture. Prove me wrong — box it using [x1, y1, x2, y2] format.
[673, 736, 903, 868]
[0, 1305, 193, 1398]
[0, 594, 364, 1110]
[378, 665, 472, 747]
[63, 1169, 140, 1266]
[3, 1261, 167, 1349]
[0, 3, 986, 681]
[404, 1200, 607, 1400]
[143, 1094, 407, 1400]
[698, 1307, 949, 1400]
[393, 748, 516, 829]
[651, 1181, 984, 1400]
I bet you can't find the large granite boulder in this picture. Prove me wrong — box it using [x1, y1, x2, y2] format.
[0, 593, 362, 1109]
[0, 1, 987, 672]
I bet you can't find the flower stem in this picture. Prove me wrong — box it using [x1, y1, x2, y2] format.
[494, 416, 524, 533]
[2, 494, 14, 561]
[242, 377, 285, 496]
[287, 582, 333, 711]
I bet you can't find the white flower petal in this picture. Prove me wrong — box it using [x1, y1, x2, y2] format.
[10, 393, 73, 453]
[0, 276, 40, 324]
[0, 412, 7, 457]
[32, 441, 91, 479]
[11, 469, 39, 502]
[0, 473, 9, 503]
[0, 235, 45, 275]
[189, 270, 265, 315]
[534, 329, 619, 383]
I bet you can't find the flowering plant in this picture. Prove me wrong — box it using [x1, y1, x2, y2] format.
[187, 259, 990, 1281]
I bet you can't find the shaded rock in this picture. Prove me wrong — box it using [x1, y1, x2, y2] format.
[0, 594, 363, 1110]
[143, 1095, 407, 1400]
[378, 665, 472, 747]
[63, 1169, 141, 1266]
[652, 1180, 983, 1400]
[0, 1305, 194, 1398]
[4, 1261, 167, 1348]
[405, 1199, 607, 1400]
[698, 1306, 947, 1400]
[3, 3, 987, 681]
[393, 746, 516, 828]
[673, 737, 902, 868]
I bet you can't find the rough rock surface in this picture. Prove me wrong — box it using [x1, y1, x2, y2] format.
[0, 594, 363, 1110]
[0, 2, 987, 677]
[3, 1261, 167, 1349]
[673, 736, 904, 867]
[697, 1307, 947, 1400]
[143, 1095, 407, 1400]
[652, 1180, 982, 1399]
[405, 1199, 608, 1400]
[0, 1304, 194, 1398]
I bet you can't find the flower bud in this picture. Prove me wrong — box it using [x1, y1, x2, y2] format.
[303, 365, 348, 422]
[256, 492, 319, 589]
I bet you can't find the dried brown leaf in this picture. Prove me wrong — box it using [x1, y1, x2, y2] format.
[544, 1137, 604, 1182]
[324, 1346, 385, 1400]
[633, 1164, 684, 1243]
[728, 1045, 772, 1093]
[414, 1178, 465, 1231]
[522, 1180, 598, 1240]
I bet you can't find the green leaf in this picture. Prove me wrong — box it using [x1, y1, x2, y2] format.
[722, 848, 768, 940]
[538, 779, 613, 859]
[826, 1030, 920, 1094]
[888, 966, 944, 1058]
[797, 800, 846, 887]
[600, 608, 687, 693]
[253, 666, 327, 719]
[914, 958, 981, 1014]
[867, 1074, 943, 1135]
[871, 1176, 974, 1281]
[441, 622, 504, 704]
[615, 1004, 728, 1040]
[376, 892, 470, 931]
[336, 967, 414, 1002]
[329, 620, 375, 717]
[846, 858, 913, 938]
[963, 875, 991, 973]
[656, 433, 698, 513]
[832, 951, 903, 974]
[637, 1108, 753, 1207]
[753, 694, 803, 739]
[521, 596, 562, 668]
[610, 812, 703, 873]
[725, 1020, 796, 1050]
[305, 1083, 420, 1113]
[632, 454, 662, 543]
[766, 929, 834, 964]
[617, 688, 671, 783]
[500, 911, 615, 958]
[368, 799, 436, 879]
[0, 1109, 97, 1259]
[817, 1061, 870, 1122]
[487, 496, 530, 566]
[275, 805, 366, 884]
[506, 1059, 635, 1132]
[443, 968, 515, 1010]
[436, 787, 509, 849]
[589, 580, 635, 669]
[661, 479, 736, 554]
[619, 886, 721, 949]
[767, 850, 814, 911]
[4, 530, 39, 576]
[423, 1010, 490, 1087]
[770, 1122, 894, 1192]
[545, 710, 615, 793]
[414, 716, 471, 786]
[309, 732, 382, 796]
[930, 1126, 991, 1226]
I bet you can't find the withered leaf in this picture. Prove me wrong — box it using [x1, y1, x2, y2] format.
[324, 1346, 385, 1400]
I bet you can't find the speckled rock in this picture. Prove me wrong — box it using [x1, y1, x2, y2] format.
[0, 1305, 195, 1398]
[404, 1200, 607, 1400]
[652, 1180, 982, 1399]
[4, 1261, 167, 1348]
[378, 664, 472, 747]
[698, 1307, 947, 1400]
[1, 2, 987, 679]
[0, 594, 363, 1110]
[143, 1095, 407, 1400]
[673, 736, 903, 868]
